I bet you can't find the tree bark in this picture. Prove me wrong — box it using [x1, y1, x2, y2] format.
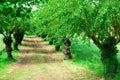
[3, 36, 13, 59]
[63, 39, 72, 59]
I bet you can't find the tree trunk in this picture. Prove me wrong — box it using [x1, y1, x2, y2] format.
[100, 37, 118, 79]
[19, 32, 24, 45]
[63, 39, 72, 59]
[13, 32, 24, 50]
[3, 36, 13, 59]
[101, 49, 118, 80]
[91, 35, 119, 79]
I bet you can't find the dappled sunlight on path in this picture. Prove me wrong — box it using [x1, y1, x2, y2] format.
[0, 36, 101, 80]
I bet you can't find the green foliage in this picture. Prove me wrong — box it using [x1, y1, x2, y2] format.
[32, 0, 120, 45]
[0, 0, 40, 58]
[0, 0, 39, 36]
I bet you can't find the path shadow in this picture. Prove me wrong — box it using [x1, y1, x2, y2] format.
[17, 54, 63, 65]
[23, 39, 44, 43]
[22, 42, 51, 49]
[21, 43, 42, 48]
[20, 49, 56, 54]
[18, 36, 62, 65]
[20, 48, 56, 54]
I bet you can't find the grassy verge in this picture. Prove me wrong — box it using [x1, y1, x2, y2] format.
[0, 50, 19, 75]
[71, 38, 120, 79]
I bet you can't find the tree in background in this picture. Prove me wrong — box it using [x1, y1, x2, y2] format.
[13, 18, 31, 50]
[31, 0, 76, 59]
[0, 2, 16, 59]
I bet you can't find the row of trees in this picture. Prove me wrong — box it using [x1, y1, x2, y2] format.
[0, 0, 39, 59]
[0, 0, 120, 79]
[31, 0, 120, 79]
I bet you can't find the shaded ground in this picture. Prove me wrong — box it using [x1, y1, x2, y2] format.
[0, 36, 101, 80]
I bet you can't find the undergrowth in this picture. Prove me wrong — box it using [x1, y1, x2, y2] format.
[71, 38, 120, 80]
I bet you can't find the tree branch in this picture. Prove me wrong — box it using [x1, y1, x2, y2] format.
[87, 32, 101, 49]
[0, 32, 6, 37]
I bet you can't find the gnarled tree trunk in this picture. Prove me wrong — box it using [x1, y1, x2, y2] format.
[100, 37, 118, 79]
[63, 39, 72, 59]
[3, 36, 13, 59]
[91, 35, 119, 80]
[101, 37, 118, 80]
[101, 51, 118, 80]
[13, 31, 24, 50]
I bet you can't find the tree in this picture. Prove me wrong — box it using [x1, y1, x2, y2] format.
[13, 18, 29, 50]
[0, 15, 14, 59]
[75, 0, 120, 79]
[0, 0, 40, 58]
[31, 0, 78, 58]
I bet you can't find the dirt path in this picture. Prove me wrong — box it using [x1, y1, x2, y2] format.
[0, 36, 101, 80]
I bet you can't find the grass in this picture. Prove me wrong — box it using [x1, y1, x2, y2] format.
[0, 50, 19, 75]
[115, 43, 120, 80]
[71, 38, 120, 80]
